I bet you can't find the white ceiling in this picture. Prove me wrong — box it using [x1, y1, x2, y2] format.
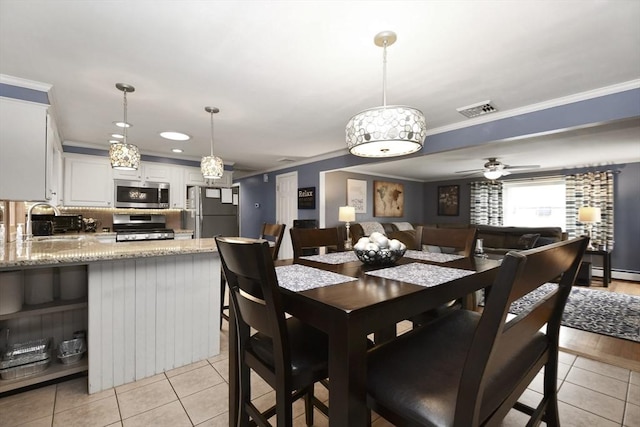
[1, 0, 639, 180]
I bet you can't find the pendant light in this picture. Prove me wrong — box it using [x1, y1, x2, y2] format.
[200, 106, 224, 179]
[346, 31, 427, 157]
[110, 83, 140, 170]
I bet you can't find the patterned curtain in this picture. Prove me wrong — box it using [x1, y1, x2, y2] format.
[565, 171, 614, 249]
[469, 181, 503, 225]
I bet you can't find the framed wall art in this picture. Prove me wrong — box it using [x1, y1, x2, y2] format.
[373, 180, 404, 217]
[438, 185, 459, 216]
[347, 179, 367, 213]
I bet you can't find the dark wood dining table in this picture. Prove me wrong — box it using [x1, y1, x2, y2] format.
[228, 252, 501, 427]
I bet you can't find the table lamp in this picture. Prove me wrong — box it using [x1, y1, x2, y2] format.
[339, 206, 356, 249]
[578, 206, 601, 250]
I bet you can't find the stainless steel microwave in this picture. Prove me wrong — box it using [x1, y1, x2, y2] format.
[114, 180, 170, 209]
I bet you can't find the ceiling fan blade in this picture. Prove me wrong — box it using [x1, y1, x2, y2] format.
[455, 169, 484, 174]
[504, 164, 540, 170]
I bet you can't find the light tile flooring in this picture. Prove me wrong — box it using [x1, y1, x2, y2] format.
[0, 321, 638, 427]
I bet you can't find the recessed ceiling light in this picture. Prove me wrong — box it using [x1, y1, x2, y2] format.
[171, 148, 184, 153]
[160, 131, 191, 141]
[109, 140, 120, 144]
[111, 133, 124, 139]
[113, 121, 132, 128]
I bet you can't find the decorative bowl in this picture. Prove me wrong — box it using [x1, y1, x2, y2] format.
[354, 247, 406, 266]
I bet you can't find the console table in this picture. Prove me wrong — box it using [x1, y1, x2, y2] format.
[584, 248, 613, 287]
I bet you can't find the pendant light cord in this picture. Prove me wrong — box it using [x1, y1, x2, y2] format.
[209, 111, 215, 156]
[123, 90, 128, 144]
[382, 39, 388, 107]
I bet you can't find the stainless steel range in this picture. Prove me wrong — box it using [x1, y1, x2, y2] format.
[113, 214, 175, 242]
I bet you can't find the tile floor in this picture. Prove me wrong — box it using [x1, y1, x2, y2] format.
[0, 321, 638, 427]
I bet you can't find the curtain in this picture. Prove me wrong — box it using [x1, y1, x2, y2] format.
[469, 181, 503, 225]
[565, 171, 614, 249]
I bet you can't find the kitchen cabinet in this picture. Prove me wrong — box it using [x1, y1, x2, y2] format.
[112, 162, 171, 183]
[0, 97, 50, 201]
[170, 166, 185, 208]
[63, 154, 113, 207]
[184, 167, 233, 187]
[0, 267, 88, 394]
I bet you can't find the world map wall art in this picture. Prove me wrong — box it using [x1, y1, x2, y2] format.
[374, 180, 404, 217]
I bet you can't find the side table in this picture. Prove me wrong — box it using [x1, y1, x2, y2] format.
[584, 248, 613, 287]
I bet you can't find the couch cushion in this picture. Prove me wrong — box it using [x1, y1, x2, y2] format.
[533, 236, 558, 247]
[516, 233, 540, 249]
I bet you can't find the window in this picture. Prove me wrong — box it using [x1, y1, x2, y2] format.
[502, 179, 566, 229]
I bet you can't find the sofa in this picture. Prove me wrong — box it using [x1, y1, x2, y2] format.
[349, 221, 420, 249]
[418, 223, 567, 256]
[475, 225, 567, 255]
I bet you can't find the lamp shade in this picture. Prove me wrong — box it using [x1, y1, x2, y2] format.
[201, 155, 224, 179]
[578, 206, 601, 223]
[346, 106, 426, 157]
[109, 142, 140, 170]
[339, 206, 356, 222]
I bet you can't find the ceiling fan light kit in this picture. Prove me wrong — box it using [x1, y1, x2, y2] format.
[109, 83, 141, 170]
[456, 157, 540, 180]
[346, 31, 427, 158]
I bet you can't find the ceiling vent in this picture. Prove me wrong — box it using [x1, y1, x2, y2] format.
[277, 157, 295, 163]
[456, 100, 498, 118]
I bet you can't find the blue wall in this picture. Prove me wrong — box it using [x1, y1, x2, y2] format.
[236, 88, 640, 274]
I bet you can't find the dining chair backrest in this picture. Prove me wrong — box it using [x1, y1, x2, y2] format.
[290, 227, 345, 259]
[417, 226, 478, 257]
[366, 237, 588, 426]
[216, 237, 287, 344]
[457, 236, 588, 424]
[259, 222, 286, 260]
[215, 236, 329, 426]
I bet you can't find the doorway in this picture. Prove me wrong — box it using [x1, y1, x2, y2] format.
[275, 171, 298, 259]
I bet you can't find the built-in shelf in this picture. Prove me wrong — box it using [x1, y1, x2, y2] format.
[0, 298, 87, 321]
[0, 358, 88, 394]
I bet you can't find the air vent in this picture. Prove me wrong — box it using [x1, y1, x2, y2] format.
[456, 100, 498, 118]
[277, 158, 295, 163]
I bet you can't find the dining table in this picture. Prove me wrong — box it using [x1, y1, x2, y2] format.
[228, 249, 501, 427]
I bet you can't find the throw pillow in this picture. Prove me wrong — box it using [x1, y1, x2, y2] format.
[392, 222, 414, 231]
[517, 233, 540, 249]
[361, 222, 387, 236]
[533, 236, 557, 247]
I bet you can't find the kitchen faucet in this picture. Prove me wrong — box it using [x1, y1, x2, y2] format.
[25, 202, 61, 240]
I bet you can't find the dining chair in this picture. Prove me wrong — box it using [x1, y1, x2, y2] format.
[220, 224, 286, 325]
[416, 226, 478, 256]
[215, 236, 329, 427]
[259, 222, 286, 260]
[289, 227, 344, 259]
[366, 237, 588, 426]
[409, 226, 479, 326]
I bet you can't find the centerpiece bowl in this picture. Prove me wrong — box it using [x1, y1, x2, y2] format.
[354, 247, 406, 266]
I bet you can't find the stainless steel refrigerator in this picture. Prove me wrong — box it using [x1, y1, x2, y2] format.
[181, 186, 239, 238]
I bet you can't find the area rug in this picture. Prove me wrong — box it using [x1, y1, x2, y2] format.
[504, 283, 640, 342]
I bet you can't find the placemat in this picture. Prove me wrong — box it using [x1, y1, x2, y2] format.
[300, 251, 359, 264]
[276, 264, 355, 292]
[366, 262, 474, 288]
[404, 250, 465, 263]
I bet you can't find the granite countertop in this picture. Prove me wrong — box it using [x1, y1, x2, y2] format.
[0, 236, 217, 269]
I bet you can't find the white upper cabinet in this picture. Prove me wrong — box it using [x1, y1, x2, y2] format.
[112, 162, 171, 183]
[63, 154, 113, 207]
[0, 97, 50, 201]
[184, 166, 233, 187]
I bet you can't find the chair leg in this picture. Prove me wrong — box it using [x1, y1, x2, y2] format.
[220, 271, 229, 327]
[304, 386, 314, 426]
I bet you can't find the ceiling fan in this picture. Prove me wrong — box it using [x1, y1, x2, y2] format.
[455, 158, 541, 180]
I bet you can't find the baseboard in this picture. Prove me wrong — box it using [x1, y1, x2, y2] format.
[592, 267, 640, 282]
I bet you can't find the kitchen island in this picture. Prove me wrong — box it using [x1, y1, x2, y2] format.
[0, 237, 220, 394]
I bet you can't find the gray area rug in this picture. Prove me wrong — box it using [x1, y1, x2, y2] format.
[505, 283, 640, 342]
